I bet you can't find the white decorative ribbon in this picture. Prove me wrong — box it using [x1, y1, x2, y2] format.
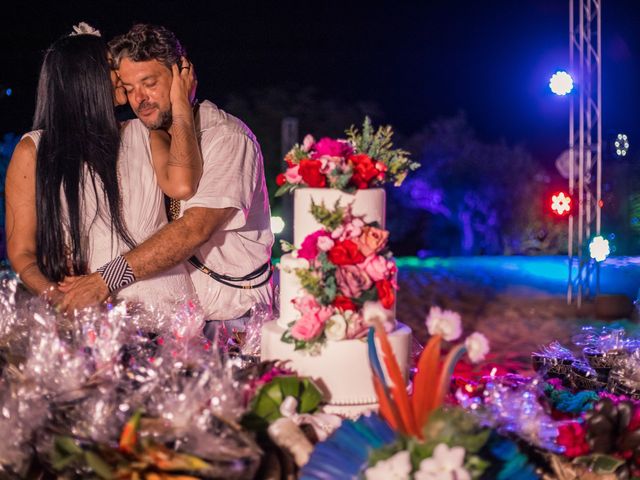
[279, 396, 342, 441]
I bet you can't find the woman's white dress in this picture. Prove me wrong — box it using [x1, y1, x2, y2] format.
[23, 121, 195, 306]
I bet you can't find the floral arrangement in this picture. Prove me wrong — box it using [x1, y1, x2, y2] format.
[302, 308, 542, 479]
[275, 117, 420, 195]
[281, 201, 397, 351]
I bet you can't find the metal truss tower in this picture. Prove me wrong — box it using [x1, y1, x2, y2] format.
[567, 0, 602, 306]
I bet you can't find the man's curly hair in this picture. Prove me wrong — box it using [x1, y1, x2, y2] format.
[109, 24, 186, 69]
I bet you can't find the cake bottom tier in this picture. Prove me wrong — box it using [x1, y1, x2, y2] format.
[261, 321, 412, 406]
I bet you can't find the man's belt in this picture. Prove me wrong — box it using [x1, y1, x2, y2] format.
[165, 196, 272, 289]
[188, 256, 273, 290]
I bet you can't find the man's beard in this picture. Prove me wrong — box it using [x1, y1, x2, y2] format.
[136, 102, 172, 130]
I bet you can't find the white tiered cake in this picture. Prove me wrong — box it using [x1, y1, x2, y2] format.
[261, 188, 412, 413]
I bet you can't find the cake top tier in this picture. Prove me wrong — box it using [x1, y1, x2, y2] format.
[293, 188, 386, 248]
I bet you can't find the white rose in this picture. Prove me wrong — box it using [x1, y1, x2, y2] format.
[425, 306, 462, 341]
[325, 313, 348, 341]
[465, 332, 490, 363]
[362, 301, 395, 332]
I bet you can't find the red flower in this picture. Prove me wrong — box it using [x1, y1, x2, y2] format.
[333, 295, 357, 312]
[299, 159, 327, 188]
[375, 279, 395, 309]
[327, 239, 365, 265]
[557, 422, 590, 458]
[349, 153, 379, 189]
[276, 173, 287, 186]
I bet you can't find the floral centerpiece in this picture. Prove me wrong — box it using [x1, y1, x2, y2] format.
[275, 117, 420, 195]
[280, 201, 397, 351]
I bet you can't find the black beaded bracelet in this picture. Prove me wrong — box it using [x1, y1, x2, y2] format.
[96, 255, 136, 293]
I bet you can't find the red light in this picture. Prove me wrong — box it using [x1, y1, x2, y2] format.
[598, 199, 604, 208]
[551, 192, 571, 215]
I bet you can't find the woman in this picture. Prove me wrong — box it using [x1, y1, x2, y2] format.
[5, 27, 201, 308]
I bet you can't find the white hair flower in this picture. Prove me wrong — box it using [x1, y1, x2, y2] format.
[425, 306, 462, 341]
[465, 332, 490, 363]
[70, 22, 101, 37]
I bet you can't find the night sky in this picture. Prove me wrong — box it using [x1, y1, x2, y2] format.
[1, 0, 639, 166]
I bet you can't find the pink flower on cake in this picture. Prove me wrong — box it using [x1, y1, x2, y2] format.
[357, 226, 389, 256]
[425, 306, 462, 341]
[346, 311, 368, 339]
[302, 134, 315, 152]
[341, 218, 365, 240]
[359, 254, 395, 282]
[328, 239, 366, 265]
[290, 311, 328, 341]
[319, 155, 338, 175]
[290, 295, 333, 341]
[298, 230, 330, 261]
[284, 164, 302, 184]
[465, 332, 490, 363]
[292, 294, 321, 315]
[336, 265, 373, 298]
[316, 235, 335, 252]
[312, 137, 353, 158]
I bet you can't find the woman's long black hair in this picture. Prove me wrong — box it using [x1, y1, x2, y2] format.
[33, 33, 135, 282]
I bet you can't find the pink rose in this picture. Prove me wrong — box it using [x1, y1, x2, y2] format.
[290, 302, 333, 341]
[336, 264, 373, 298]
[346, 311, 368, 339]
[302, 134, 315, 152]
[298, 230, 330, 261]
[291, 313, 325, 341]
[357, 226, 389, 256]
[284, 165, 302, 184]
[317, 235, 335, 252]
[292, 294, 321, 315]
[359, 255, 395, 282]
[312, 137, 353, 158]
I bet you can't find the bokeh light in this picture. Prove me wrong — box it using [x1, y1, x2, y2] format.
[549, 71, 574, 96]
[270, 216, 285, 235]
[589, 235, 610, 262]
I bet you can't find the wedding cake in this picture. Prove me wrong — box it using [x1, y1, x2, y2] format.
[261, 120, 420, 414]
[261, 188, 411, 411]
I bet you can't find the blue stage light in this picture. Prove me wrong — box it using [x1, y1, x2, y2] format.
[549, 71, 574, 96]
[5, 88, 11, 96]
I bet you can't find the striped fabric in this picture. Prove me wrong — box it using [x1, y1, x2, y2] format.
[97, 255, 136, 293]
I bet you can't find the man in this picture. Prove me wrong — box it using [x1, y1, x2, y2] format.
[60, 24, 274, 324]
